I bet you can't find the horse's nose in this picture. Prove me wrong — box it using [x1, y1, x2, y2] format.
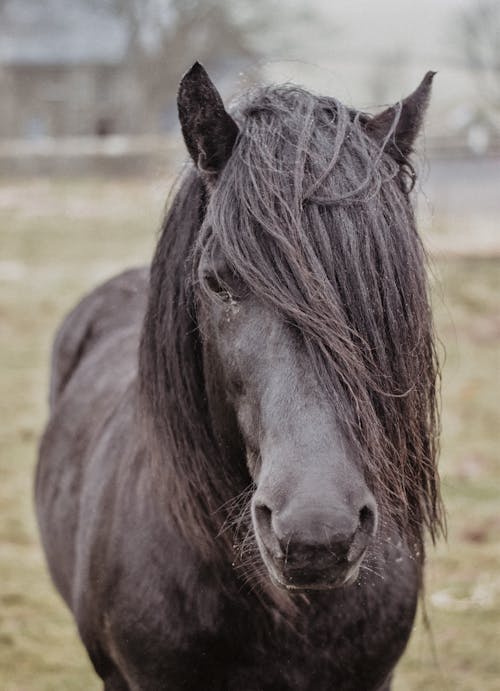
[254, 495, 377, 571]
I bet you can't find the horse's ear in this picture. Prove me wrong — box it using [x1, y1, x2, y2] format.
[365, 71, 435, 163]
[177, 62, 239, 175]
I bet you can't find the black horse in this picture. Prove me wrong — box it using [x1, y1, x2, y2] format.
[36, 63, 444, 690]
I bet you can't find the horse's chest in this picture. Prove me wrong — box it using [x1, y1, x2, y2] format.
[176, 603, 400, 690]
[193, 618, 391, 691]
[104, 588, 408, 690]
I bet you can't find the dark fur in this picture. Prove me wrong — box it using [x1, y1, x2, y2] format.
[36, 67, 443, 690]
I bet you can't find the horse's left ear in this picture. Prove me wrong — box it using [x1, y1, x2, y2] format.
[365, 71, 435, 163]
[177, 62, 239, 176]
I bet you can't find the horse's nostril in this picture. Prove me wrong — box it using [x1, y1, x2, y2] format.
[254, 502, 272, 529]
[358, 504, 376, 535]
[254, 502, 274, 542]
[254, 502, 284, 556]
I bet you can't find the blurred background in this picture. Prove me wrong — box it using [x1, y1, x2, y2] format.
[0, 0, 498, 689]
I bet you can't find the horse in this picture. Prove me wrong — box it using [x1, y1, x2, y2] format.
[36, 63, 444, 690]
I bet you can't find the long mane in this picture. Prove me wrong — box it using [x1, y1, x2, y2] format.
[139, 84, 444, 560]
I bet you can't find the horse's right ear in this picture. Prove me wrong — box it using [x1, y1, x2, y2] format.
[177, 62, 239, 176]
[365, 71, 435, 164]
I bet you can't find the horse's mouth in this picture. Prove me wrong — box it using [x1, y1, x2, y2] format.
[270, 568, 359, 591]
[261, 544, 365, 592]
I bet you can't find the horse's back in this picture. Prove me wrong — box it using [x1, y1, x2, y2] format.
[36, 267, 148, 605]
[49, 267, 148, 409]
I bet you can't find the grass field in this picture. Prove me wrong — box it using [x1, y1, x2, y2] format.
[1, 178, 499, 690]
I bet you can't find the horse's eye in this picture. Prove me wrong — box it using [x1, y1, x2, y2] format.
[204, 272, 234, 302]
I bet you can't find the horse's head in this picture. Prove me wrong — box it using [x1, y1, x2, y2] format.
[141, 63, 442, 595]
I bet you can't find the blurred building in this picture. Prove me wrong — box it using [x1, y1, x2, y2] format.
[0, 0, 252, 140]
[0, 1, 144, 138]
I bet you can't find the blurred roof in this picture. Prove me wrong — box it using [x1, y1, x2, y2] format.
[0, 0, 128, 66]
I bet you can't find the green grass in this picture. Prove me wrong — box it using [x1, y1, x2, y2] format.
[1, 179, 499, 690]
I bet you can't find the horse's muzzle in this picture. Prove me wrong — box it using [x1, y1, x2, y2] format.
[252, 498, 377, 590]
